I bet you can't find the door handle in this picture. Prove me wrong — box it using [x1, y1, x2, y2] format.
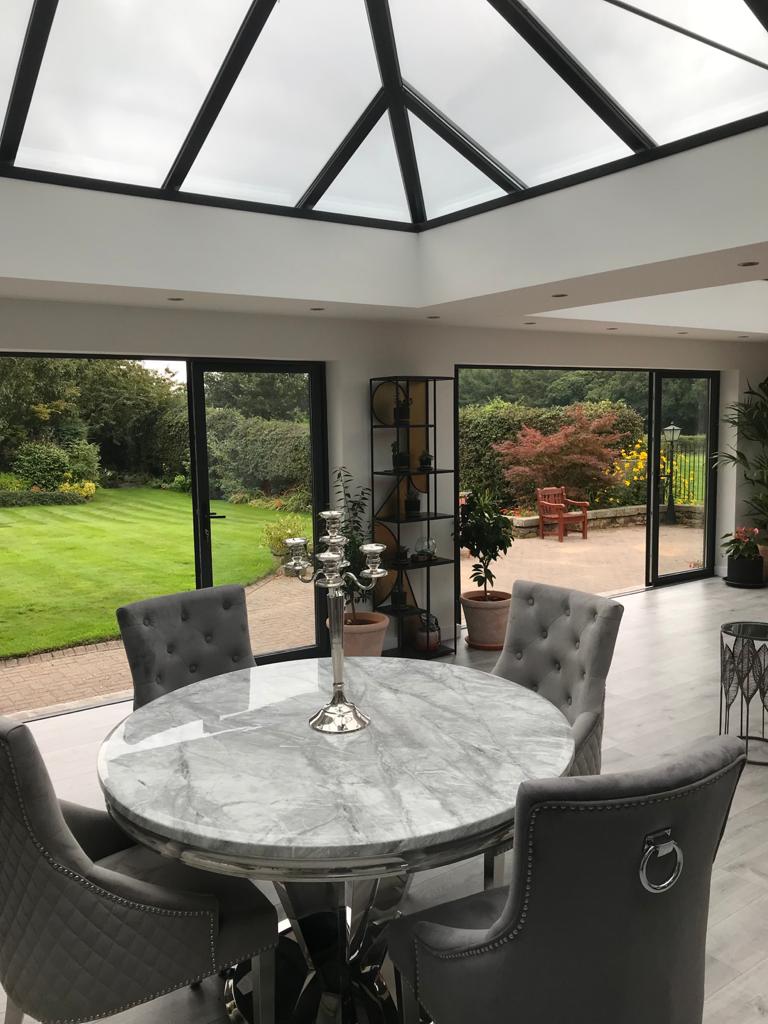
[208, 513, 226, 520]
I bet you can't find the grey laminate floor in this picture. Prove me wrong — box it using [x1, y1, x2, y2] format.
[3, 577, 767, 1023]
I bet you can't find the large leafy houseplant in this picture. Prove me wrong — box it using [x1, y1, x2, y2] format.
[459, 490, 514, 600]
[718, 377, 768, 533]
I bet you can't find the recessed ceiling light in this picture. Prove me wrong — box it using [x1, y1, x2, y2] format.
[676, 331, 689, 335]
[523, 321, 537, 325]
[738, 334, 750, 339]
[426, 315, 440, 319]
[606, 327, 619, 331]
[737, 260, 759, 267]
[167, 296, 184, 302]
[551, 293, 568, 298]
[310, 306, 325, 311]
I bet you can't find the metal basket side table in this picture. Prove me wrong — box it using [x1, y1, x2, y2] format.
[720, 621, 768, 767]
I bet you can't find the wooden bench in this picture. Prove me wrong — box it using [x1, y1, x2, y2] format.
[535, 487, 589, 542]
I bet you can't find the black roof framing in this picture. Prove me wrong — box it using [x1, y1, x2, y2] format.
[298, 90, 388, 209]
[485, 0, 655, 152]
[163, 0, 280, 191]
[403, 82, 526, 193]
[363, 0, 426, 224]
[1, 0, 767, 231]
[605, 0, 768, 71]
[0, 0, 59, 164]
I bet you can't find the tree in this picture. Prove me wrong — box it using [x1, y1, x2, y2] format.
[0, 357, 82, 465]
[494, 407, 623, 501]
[204, 372, 309, 421]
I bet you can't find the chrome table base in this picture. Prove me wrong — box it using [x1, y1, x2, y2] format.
[226, 877, 409, 1023]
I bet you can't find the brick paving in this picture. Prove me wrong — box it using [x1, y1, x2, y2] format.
[1, 524, 704, 717]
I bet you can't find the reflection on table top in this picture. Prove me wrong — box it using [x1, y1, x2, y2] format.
[98, 657, 573, 871]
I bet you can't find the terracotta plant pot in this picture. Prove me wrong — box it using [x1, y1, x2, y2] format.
[460, 590, 511, 650]
[336, 611, 389, 656]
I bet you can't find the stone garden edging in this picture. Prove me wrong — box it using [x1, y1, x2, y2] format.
[508, 504, 704, 539]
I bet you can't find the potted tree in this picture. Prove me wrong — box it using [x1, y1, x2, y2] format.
[333, 467, 389, 655]
[719, 377, 768, 580]
[459, 490, 514, 649]
[722, 527, 765, 588]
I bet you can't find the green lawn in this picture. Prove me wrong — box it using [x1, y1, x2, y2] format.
[0, 487, 310, 657]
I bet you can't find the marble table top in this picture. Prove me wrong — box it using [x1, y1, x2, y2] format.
[98, 657, 574, 875]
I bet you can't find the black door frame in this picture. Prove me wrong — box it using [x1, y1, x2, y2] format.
[646, 369, 719, 588]
[187, 357, 330, 664]
[455, 363, 720, 599]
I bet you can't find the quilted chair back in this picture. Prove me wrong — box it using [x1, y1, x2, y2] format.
[0, 716, 216, 1024]
[493, 580, 623, 774]
[117, 584, 254, 709]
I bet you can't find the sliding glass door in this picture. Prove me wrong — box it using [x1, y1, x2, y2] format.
[647, 372, 719, 585]
[188, 360, 328, 663]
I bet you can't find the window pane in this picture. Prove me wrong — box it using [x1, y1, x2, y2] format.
[389, 0, 631, 188]
[527, 0, 768, 144]
[625, 0, 768, 64]
[16, 0, 251, 185]
[409, 114, 504, 219]
[314, 115, 410, 221]
[0, 1, 33, 128]
[183, 0, 381, 207]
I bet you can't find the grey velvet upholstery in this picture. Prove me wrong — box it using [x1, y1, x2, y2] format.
[0, 716, 277, 1024]
[117, 585, 254, 709]
[388, 735, 745, 1024]
[492, 579, 624, 776]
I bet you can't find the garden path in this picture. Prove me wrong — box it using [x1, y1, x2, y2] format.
[2, 525, 704, 717]
[0, 574, 314, 717]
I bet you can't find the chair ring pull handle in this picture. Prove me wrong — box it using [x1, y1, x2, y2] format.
[639, 829, 684, 894]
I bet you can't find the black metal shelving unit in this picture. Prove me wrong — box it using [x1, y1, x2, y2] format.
[369, 375, 457, 659]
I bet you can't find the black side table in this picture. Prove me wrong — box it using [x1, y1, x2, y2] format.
[720, 621, 768, 766]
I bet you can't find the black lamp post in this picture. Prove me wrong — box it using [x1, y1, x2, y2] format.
[663, 423, 681, 525]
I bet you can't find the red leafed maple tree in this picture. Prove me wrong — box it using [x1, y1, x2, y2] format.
[493, 407, 623, 500]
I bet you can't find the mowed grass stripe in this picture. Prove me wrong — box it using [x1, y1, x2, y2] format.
[1, 488, 309, 657]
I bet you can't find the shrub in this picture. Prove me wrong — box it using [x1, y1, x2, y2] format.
[459, 490, 514, 598]
[263, 514, 310, 557]
[208, 414, 310, 497]
[58, 479, 97, 500]
[494, 407, 623, 502]
[459, 398, 643, 502]
[0, 490, 85, 507]
[12, 441, 69, 491]
[227, 491, 252, 505]
[0, 471, 24, 491]
[275, 486, 312, 513]
[65, 440, 101, 482]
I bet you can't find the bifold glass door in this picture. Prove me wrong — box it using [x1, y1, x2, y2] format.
[647, 372, 719, 586]
[188, 360, 328, 663]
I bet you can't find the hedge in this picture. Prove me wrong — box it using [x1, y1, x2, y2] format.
[206, 411, 310, 497]
[459, 399, 644, 502]
[0, 490, 86, 507]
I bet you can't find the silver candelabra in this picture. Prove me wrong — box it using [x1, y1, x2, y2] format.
[284, 511, 387, 733]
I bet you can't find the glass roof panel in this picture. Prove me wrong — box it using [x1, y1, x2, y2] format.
[182, 0, 381, 207]
[0, 1, 33, 129]
[622, 0, 768, 64]
[409, 114, 505, 219]
[527, 0, 768, 144]
[15, 0, 251, 186]
[314, 115, 410, 221]
[389, 0, 632, 188]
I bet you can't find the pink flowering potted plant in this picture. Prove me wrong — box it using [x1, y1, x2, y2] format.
[722, 526, 764, 588]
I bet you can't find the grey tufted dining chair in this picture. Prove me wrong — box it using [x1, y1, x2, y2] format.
[483, 580, 624, 886]
[117, 585, 254, 709]
[0, 716, 277, 1024]
[388, 735, 745, 1024]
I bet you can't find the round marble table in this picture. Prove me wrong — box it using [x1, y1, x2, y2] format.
[98, 657, 573, 1022]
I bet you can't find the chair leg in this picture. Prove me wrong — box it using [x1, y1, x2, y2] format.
[395, 969, 421, 1024]
[558, 517, 564, 542]
[4, 997, 23, 1024]
[251, 948, 276, 1024]
[484, 849, 506, 890]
